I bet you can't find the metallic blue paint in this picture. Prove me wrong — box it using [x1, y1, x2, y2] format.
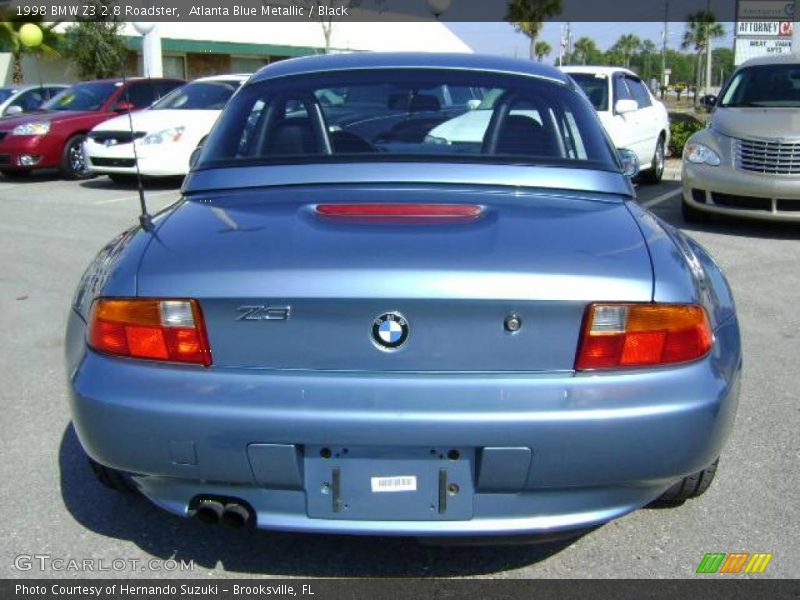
[66, 53, 741, 537]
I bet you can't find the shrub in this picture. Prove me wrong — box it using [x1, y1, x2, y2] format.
[669, 119, 705, 158]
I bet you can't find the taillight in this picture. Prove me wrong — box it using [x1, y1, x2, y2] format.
[88, 298, 212, 366]
[575, 303, 712, 371]
[315, 203, 483, 218]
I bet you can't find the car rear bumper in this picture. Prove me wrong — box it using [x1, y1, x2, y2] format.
[683, 162, 800, 221]
[66, 309, 741, 535]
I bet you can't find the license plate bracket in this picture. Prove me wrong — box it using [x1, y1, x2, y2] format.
[304, 446, 474, 521]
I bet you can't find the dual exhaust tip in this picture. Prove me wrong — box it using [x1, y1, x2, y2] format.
[192, 497, 253, 528]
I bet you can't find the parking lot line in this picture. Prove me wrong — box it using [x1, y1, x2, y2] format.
[642, 187, 682, 208]
[93, 189, 179, 205]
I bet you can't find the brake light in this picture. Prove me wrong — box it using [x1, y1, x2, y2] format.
[88, 299, 212, 366]
[315, 203, 483, 218]
[575, 303, 712, 370]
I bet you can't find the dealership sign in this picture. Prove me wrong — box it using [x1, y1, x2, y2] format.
[736, 20, 793, 35]
[735, 0, 795, 64]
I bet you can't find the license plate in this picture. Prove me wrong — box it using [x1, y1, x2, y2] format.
[371, 475, 417, 493]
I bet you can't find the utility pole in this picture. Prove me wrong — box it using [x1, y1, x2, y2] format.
[661, 0, 669, 90]
[565, 22, 572, 66]
[705, 0, 713, 93]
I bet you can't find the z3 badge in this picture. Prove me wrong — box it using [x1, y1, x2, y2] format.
[235, 305, 292, 321]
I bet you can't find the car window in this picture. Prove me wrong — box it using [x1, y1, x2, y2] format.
[198, 69, 617, 171]
[720, 64, 800, 108]
[156, 80, 184, 98]
[16, 89, 44, 111]
[152, 80, 242, 110]
[613, 74, 633, 106]
[42, 81, 119, 111]
[567, 73, 609, 111]
[0, 88, 16, 103]
[626, 76, 652, 108]
[121, 82, 158, 109]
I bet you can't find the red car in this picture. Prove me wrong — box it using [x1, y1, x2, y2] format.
[0, 77, 184, 179]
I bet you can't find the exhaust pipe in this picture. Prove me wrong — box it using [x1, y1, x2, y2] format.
[220, 502, 252, 528]
[193, 498, 225, 524]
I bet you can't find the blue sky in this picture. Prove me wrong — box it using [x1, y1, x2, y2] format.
[447, 22, 736, 60]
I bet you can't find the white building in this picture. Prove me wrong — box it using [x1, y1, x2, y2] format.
[2, 19, 472, 85]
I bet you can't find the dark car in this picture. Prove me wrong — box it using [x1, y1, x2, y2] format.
[0, 77, 184, 179]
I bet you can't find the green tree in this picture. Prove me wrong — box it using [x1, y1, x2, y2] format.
[682, 11, 725, 106]
[572, 36, 598, 65]
[62, 1, 128, 79]
[609, 34, 641, 68]
[506, 0, 562, 59]
[0, 15, 61, 84]
[533, 40, 551, 62]
[638, 39, 658, 81]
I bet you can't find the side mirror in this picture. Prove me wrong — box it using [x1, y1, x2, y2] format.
[618, 148, 640, 178]
[701, 95, 717, 110]
[4, 104, 23, 116]
[614, 99, 638, 114]
[114, 100, 135, 113]
[189, 145, 203, 169]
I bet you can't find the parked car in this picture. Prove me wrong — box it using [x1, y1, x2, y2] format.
[0, 77, 184, 179]
[67, 53, 740, 539]
[561, 66, 670, 183]
[682, 54, 800, 222]
[86, 74, 249, 181]
[0, 84, 67, 118]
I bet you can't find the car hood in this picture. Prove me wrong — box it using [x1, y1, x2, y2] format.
[91, 109, 222, 133]
[0, 110, 97, 129]
[712, 107, 800, 140]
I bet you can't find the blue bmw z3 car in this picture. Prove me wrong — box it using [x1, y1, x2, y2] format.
[66, 53, 741, 539]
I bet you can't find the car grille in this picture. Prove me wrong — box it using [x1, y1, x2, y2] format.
[734, 137, 800, 175]
[87, 131, 145, 145]
[90, 157, 136, 168]
[711, 192, 771, 212]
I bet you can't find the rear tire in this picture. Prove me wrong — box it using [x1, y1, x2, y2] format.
[682, 196, 710, 224]
[641, 136, 665, 184]
[88, 458, 137, 493]
[650, 458, 718, 507]
[60, 134, 93, 180]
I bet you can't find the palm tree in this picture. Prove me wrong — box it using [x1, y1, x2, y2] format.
[534, 40, 552, 62]
[0, 16, 61, 84]
[610, 34, 641, 68]
[506, 0, 562, 59]
[682, 11, 725, 107]
[639, 39, 658, 81]
[572, 36, 597, 65]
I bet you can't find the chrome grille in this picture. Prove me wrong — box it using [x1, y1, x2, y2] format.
[735, 137, 800, 175]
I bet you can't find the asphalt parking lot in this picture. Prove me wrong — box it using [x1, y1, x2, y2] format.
[1, 169, 798, 579]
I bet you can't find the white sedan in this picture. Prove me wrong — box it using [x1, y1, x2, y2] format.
[561, 66, 670, 183]
[85, 74, 249, 180]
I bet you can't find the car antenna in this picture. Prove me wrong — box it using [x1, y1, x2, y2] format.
[119, 54, 154, 231]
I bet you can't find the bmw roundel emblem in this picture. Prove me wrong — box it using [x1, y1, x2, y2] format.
[372, 312, 409, 350]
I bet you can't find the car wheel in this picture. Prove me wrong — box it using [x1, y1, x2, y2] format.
[641, 136, 665, 184]
[682, 196, 710, 224]
[88, 458, 137, 493]
[60, 134, 93, 180]
[649, 458, 718, 507]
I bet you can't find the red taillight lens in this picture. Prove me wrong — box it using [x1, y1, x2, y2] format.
[575, 303, 713, 371]
[88, 299, 212, 366]
[315, 203, 483, 218]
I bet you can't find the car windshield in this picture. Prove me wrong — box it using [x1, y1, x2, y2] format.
[152, 80, 242, 110]
[567, 73, 609, 111]
[198, 69, 617, 171]
[42, 81, 119, 111]
[719, 64, 800, 107]
[0, 88, 16, 103]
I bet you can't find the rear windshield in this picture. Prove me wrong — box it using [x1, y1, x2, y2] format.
[567, 73, 609, 112]
[152, 80, 242, 110]
[42, 81, 118, 111]
[720, 64, 800, 108]
[197, 69, 617, 171]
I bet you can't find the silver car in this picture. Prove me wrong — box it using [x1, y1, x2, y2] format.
[682, 54, 800, 222]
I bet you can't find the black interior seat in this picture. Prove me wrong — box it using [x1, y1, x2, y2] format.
[494, 115, 560, 157]
[265, 118, 318, 155]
